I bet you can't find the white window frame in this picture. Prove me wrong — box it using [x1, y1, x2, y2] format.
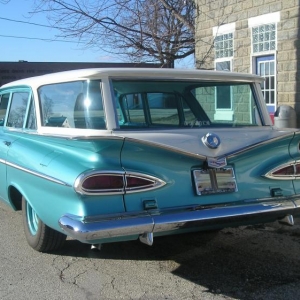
[213, 23, 235, 66]
[213, 23, 235, 121]
[248, 12, 280, 70]
[248, 12, 280, 117]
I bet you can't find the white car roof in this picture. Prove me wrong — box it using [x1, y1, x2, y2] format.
[1, 68, 263, 89]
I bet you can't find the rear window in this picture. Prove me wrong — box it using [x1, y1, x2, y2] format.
[112, 80, 262, 129]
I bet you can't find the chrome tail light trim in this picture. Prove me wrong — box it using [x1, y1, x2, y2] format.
[264, 160, 300, 180]
[74, 170, 166, 195]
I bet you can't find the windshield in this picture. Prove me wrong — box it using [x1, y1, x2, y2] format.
[112, 80, 262, 128]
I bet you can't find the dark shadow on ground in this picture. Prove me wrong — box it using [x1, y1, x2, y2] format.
[53, 221, 300, 300]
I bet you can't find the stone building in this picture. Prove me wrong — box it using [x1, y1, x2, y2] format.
[195, 0, 299, 125]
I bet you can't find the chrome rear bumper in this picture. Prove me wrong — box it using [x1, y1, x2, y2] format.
[58, 197, 300, 244]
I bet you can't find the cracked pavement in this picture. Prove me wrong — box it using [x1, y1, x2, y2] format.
[1, 201, 300, 300]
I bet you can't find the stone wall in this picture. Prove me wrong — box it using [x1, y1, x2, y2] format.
[195, 0, 300, 125]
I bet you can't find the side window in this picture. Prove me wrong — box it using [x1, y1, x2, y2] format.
[0, 93, 10, 126]
[118, 92, 191, 127]
[119, 94, 146, 125]
[148, 93, 180, 125]
[26, 96, 37, 130]
[7, 91, 29, 128]
[39, 80, 105, 129]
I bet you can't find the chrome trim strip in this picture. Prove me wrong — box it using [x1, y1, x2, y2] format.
[5, 161, 71, 186]
[59, 196, 300, 242]
[123, 137, 208, 160]
[226, 131, 295, 159]
[123, 131, 295, 162]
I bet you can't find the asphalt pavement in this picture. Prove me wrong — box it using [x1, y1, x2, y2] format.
[1, 200, 300, 300]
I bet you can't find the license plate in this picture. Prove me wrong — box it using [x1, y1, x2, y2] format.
[193, 168, 237, 195]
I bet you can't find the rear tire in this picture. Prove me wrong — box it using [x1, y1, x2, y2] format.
[22, 197, 66, 252]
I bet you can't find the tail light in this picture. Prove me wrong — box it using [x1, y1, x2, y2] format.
[126, 174, 157, 191]
[82, 174, 124, 191]
[264, 161, 300, 180]
[75, 171, 166, 195]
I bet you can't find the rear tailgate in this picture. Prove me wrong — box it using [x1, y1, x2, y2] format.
[118, 128, 296, 212]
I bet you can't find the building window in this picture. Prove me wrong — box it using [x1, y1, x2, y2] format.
[259, 58, 275, 105]
[214, 33, 234, 59]
[214, 34, 234, 117]
[249, 12, 280, 120]
[213, 23, 235, 70]
[216, 61, 231, 71]
[256, 55, 276, 116]
[215, 85, 231, 109]
[213, 23, 235, 121]
[252, 23, 276, 53]
[214, 34, 233, 112]
[214, 34, 234, 119]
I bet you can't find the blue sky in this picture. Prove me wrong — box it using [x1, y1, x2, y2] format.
[0, 0, 194, 68]
[0, 0, 117, 63]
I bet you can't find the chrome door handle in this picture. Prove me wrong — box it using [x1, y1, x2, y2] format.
[3, 141, 11, 146]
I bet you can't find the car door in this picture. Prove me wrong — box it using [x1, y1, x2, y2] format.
[0, 89, 32, 203]
[0, 92, 12, 202]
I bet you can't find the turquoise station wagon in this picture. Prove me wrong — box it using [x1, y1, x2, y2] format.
[0, 68, 299, 252]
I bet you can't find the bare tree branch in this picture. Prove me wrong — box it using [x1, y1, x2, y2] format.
[30, 0, 195, 67]
[3, 0, 237, 68]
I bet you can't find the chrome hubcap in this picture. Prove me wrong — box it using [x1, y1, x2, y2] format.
[26, 202, 39, 235]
